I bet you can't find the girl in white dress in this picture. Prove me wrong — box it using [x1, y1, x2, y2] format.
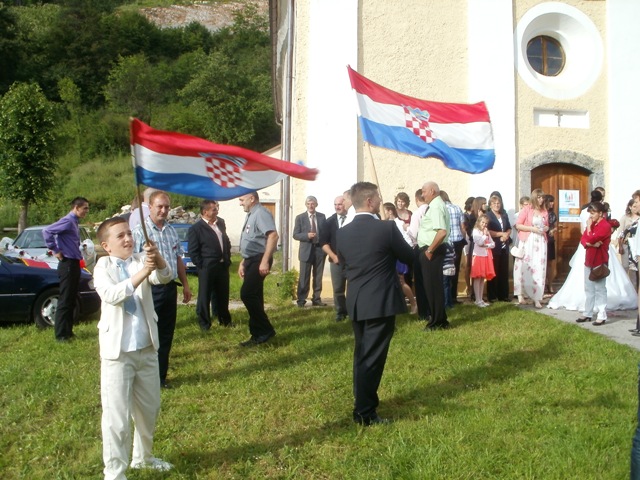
[548, 190, 637, 312]
[514, 189, 549, 309]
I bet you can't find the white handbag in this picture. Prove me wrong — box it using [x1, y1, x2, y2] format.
[510, 245, 524, 259]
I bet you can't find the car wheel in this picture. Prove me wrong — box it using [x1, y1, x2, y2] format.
[32, 289, 81, 329]
[33, 288, 59, 328]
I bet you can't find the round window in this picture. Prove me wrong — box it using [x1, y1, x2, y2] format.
[526, 35, 565, 77]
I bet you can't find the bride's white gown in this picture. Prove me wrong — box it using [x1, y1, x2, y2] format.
[548, 209, 637, 311]
[547, 243, 637, 311]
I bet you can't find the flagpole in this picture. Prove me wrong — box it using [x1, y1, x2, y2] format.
[366, 142, 383, 202]
[130, 117, 150, 246]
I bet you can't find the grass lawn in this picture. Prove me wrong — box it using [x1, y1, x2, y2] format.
[1, 275, 638, 479]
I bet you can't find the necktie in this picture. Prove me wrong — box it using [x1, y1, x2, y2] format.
[117, 260, 137, 315]
[310, 214, 318, 243]
[339, 215, 346, 227]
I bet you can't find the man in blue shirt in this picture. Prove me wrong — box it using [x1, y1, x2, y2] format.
[43, 196, 90, 342]
[238, 191, 279, 346]
[133, 191, 192, 388]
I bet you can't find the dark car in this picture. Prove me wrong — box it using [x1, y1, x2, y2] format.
[0, 254, 101, 328]
[171, 223, 196, 273]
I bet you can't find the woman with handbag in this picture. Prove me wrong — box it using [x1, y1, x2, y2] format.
[548, 190, 637, 312]
[514, 188, 549, 308]
[577, 202, 611, 325]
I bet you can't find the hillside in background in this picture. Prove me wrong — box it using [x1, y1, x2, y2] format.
[0, 0, 278, 231]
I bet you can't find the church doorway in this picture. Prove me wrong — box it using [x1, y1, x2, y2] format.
[531, 163, 590, 280]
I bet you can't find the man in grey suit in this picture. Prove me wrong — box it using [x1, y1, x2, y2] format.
[293, 196, 327, 307]
[337, 182, 414, 426]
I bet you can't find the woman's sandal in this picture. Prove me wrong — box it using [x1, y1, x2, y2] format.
[592, 320, 607, 326]
[576, 317, 591, 323]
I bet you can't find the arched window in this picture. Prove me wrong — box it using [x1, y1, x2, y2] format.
[526, 36, 565, 76]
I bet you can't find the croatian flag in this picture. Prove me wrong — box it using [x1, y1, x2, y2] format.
[347, 66, 495, 174]
[130, 119, 318, 200]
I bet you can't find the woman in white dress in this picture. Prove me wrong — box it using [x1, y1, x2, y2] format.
[514, 189, 549, 309]
[548, 190, 637, 312]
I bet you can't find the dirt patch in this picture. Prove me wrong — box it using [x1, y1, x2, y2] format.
[140, 1, 268, 32]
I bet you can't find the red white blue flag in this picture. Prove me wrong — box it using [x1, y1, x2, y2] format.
[130, 119, 318, 200]
[347, 66, 495, 174]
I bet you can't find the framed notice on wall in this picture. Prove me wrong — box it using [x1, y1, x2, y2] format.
[558, 190, 581, 222]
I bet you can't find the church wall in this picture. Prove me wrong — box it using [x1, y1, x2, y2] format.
[513, 0, 609, 203]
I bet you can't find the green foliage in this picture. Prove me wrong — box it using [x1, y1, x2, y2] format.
[0, 1, 281, 230]
[0, 303, 638, 478]
[274, 268, 298, 302]
[0, 4, 19, 92]
[104, 53, 160, 123]
[0, 82, 57, 207]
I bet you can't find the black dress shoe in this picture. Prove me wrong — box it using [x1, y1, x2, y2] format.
[254, 331, 276, 344]
[354, 415, 392, 426]
[240, 337, 257, 347]
[425, 323, 451, 331]
[312, 301, 327, 306]
[576, 317, 591, 323]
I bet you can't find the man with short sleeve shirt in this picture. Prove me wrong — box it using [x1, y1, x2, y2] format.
[43, 196, 90, 342]
[293, 196, 327, 307]
[417, 182, 451, 330]
[238, 191, 279, 346]
[132, 191, 192, 388]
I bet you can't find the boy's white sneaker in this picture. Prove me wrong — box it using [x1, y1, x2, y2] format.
[130, 457, 173, 472]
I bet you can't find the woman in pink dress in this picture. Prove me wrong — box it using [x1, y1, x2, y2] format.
[514, 188, 549, 309]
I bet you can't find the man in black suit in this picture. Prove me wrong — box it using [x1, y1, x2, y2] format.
[188, 200, 233, 330]
[320, 195, 349, 321]
[293, 196, 327, 307]
[337, 182, 414, 426]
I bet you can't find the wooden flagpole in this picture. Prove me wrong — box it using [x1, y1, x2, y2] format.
[130, 117, 150, 245]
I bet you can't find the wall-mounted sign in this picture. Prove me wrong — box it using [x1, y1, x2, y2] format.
[558, 189, 581, 222]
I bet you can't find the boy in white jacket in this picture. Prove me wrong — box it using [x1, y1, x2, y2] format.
[93, 217, 172, 480]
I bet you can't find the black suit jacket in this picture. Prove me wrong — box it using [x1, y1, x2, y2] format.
[486, 210, 512, 251]
[188, 217, 232, 269]
[293, 210, 327, 262]
[320, 213, 342, 262]
[336, 215, 414, 321]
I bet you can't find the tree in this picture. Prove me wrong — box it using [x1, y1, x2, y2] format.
[104, 53, 161, 124]
[0, 5, 19, 93]
[0, 82, 57, 232]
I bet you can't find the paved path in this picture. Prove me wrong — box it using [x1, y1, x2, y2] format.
[517, 300, 640, 351]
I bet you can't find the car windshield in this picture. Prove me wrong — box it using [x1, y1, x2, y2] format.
[13, 229, 47, 249]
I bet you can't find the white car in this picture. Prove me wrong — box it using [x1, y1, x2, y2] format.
[4, 225, 97, 271]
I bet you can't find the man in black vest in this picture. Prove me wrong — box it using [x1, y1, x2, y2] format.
[188, 200, 233, 330]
